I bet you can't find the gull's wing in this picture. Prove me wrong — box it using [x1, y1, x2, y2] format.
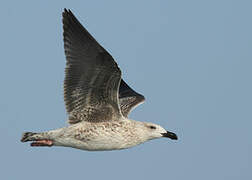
[63, 9, 122, 124]
[119, 79, 145, 117]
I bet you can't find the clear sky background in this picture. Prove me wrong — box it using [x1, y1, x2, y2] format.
[1, 0, 251, 179]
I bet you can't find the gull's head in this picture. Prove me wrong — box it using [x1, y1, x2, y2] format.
[140, 122, 178, 141]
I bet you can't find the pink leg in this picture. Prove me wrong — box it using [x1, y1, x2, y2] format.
[30, 140, 53, 147]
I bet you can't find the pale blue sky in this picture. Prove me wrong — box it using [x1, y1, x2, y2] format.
[1, 0, 251, 179]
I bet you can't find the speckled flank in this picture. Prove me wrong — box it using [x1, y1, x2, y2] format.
[21, 117, 171, 151]
[49, 119, 148, 151]
[20, 9, 177, 151]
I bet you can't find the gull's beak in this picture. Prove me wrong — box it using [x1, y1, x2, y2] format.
[161, 131, 178, 140]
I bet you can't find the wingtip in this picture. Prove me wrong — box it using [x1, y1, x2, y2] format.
[62, 8, 77, 25]
[62, 8, 74, 15]
[63, 8, 69, 12]
[63, 8, 72, 17]
[62, 9, 71, 27]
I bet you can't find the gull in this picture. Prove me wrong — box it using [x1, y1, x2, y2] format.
[21, 9, 177, 151]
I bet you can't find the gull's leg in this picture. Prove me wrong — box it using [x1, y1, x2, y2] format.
[30, 139, 53, 147]
[21, 132, 54, 147]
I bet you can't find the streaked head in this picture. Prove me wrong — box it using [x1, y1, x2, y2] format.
[141, 122, 178, 141]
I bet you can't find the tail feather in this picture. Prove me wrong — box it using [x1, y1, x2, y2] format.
[21, 132, 37, 142]
[21, 132, 53, 147]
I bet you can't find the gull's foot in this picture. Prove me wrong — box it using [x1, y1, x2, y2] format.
[30, 140, 53, 147]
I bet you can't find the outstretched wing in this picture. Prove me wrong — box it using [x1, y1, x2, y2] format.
[119, 79, 145, 117]
[63, 9, 122, 124]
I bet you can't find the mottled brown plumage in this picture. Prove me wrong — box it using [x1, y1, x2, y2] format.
[20, 9, 177, 151]
[62, 9, 144, 123]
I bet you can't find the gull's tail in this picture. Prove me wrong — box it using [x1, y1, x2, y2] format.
[21, 132, 37, 142]
[21, 132, 53, 147]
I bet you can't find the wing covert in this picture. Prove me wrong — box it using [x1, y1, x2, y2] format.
[119, 79, 145, 117]
[63, 9, 122, 124]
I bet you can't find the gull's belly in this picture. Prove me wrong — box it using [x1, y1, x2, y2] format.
[54, 131, 143, 151]
[55, 135, 135, 151]
[51, 120, 143, 151]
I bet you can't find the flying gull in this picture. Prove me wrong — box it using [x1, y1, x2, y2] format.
[21, 9, 177, 151]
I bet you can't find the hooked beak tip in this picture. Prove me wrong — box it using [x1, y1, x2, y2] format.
[162, 131, 178, 140]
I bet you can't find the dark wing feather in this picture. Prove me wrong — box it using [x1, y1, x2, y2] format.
[63, 9, 122, 124]
[119, 79, 145, 117]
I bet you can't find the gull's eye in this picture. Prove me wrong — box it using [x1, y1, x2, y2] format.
[149, 125, 156, 129]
